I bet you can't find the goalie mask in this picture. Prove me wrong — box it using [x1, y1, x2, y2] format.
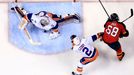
[40, 17, 50, 26]
[70, 35, 81, 46]
[110, 13, 119, 21]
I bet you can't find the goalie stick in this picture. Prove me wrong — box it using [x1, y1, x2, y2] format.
[13, 1, 41, 45]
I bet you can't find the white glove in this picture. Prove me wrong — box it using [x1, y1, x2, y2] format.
[49, 32, 60, 39]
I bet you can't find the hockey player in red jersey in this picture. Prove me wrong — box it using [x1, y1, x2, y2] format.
[70, 32, 103, 75]
[102, 13, 129, 61]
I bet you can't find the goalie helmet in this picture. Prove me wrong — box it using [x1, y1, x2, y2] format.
[110, 13, 119, 21]
[70, 35, 81, 46]
[40, 17, 50, 26]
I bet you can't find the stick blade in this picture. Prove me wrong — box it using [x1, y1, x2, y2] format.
[130, 8, 133, 17]
[29, 40, 42, 46]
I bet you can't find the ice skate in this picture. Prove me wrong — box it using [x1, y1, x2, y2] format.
[72, 72, 82, 75]
[119, 52, 125, 61]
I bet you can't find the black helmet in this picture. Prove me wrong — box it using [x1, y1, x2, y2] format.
[70, 35, 76, 40]
[110, 13, 119, 21]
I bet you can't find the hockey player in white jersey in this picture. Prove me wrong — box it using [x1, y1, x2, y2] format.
[70, 32, 103, 75]
[11, 6, 80, 39]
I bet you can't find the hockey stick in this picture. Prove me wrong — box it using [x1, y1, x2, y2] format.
[98, 0, 110, 18]
[73, 0, 76, 2]
[122, 9, 133, 22]
[13, 2, 41, 45]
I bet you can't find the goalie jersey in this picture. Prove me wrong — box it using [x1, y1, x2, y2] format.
[27, 11, 57, 31]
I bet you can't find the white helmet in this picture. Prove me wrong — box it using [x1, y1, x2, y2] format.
[70, 35, 81, 45]
[40, 17, 50, 26]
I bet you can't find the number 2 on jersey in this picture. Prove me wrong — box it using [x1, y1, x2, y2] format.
[82, 47, 92, 56]
[106, 25, 119, 37]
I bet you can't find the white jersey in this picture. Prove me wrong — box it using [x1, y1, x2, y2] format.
[73, 36, 95, 57]
[31, 14, 57, 31]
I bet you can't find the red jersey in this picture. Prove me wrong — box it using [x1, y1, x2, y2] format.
[103, 21, 126, 44]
